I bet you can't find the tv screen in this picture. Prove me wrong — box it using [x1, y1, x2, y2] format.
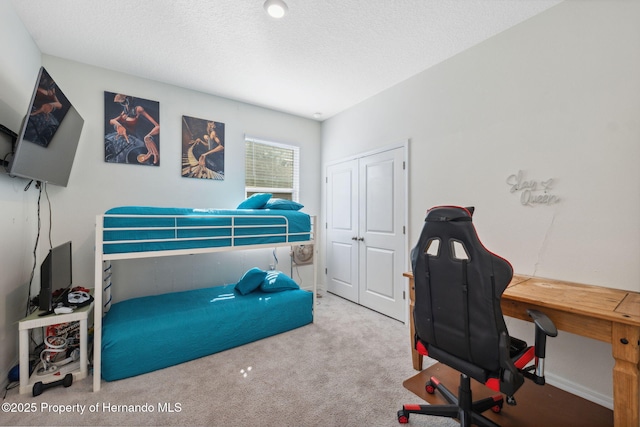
[8, 67, 84, 187]
[39, 241, 73, 312]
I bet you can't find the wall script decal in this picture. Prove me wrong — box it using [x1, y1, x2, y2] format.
[506, 170, 560, 206]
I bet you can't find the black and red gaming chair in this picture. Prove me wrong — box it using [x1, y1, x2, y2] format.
[398, 206, 557, 427]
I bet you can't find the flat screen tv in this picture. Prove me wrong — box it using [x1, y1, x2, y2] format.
[39, 241, 73, 312]
[8, 67, 84, 187]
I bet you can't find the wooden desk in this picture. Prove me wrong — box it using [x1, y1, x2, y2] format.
[404, 272, 640, 427]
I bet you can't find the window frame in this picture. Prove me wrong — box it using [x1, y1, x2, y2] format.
[244, 135, 300, 202]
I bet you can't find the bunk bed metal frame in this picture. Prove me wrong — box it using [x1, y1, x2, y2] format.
[93, 211, 317, 392]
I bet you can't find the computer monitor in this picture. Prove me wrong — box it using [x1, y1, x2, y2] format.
[39, 241, 72, 312]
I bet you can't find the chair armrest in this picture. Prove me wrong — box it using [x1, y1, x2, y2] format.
[524, 309, 558, 384]
[527, 309, 558, 337]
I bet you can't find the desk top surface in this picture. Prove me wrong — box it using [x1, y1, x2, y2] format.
[404, 272, 639, 327]
[506, 275, 639, 327]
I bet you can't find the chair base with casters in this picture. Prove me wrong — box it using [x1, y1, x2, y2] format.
[398, 373, 503, 427]
[398, 309, 557, 426]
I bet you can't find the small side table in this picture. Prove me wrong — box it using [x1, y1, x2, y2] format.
[17, 294, 94, 395]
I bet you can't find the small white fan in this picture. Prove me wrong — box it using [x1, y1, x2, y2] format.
[292, 244, 313, 265]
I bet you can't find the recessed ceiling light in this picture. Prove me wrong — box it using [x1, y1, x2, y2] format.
[264, 0, 288, 19]
[313, 112, 323, 120]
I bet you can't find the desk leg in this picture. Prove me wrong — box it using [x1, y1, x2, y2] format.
[410, 323, 423, 371]
[19, 329, 29, 394]
[611, 323, 640, 427]
[409, 287, 422, 371]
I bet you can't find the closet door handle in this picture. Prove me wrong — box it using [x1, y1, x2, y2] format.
[352, 236, 358, 241]
[358, 237, 364, 241]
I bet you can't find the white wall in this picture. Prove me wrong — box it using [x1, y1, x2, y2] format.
[37, 56, 321, 301]
[321, 1, 639, 408]
[0, 0, 43, 389]
[0, 2, 321, 382]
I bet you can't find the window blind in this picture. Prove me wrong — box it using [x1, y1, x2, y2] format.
[245, 136, 299, 201]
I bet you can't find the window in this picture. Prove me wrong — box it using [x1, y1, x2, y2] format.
[245, 136, 299, 201]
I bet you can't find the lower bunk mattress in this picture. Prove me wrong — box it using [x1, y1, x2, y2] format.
[101, 284, 313, 381]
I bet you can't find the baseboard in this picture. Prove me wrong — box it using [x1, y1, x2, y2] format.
[545, 372, 613, 410]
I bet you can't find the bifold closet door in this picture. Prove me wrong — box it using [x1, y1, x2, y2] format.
[326, 147, 406, 321]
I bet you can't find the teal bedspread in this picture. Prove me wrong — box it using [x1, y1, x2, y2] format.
[101, 284, 313, 381]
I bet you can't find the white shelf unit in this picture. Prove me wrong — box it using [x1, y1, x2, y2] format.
[18, 296, 94, 395]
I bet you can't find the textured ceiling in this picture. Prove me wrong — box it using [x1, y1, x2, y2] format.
[9, 0, 562, 120]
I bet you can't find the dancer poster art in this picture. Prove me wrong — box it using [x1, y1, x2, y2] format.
[181, 115, 225, 180]
[104, 92, 160, 166]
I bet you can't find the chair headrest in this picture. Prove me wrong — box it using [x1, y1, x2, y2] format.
[425, 206, 474, 222]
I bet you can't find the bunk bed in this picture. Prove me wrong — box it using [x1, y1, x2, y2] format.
[93, 205, 317, 391]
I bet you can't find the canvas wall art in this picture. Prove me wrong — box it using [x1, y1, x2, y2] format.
[104, 92, 160, 165]
[181, 115, 225, 180]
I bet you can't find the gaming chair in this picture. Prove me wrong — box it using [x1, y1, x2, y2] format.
[398, 206, 557, 426]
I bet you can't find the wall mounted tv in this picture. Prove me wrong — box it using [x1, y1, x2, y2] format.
[7, 67, 84, 187]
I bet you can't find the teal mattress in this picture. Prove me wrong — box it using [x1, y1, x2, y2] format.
[102, 206, 312, 255]
[101, 284, 313, 381]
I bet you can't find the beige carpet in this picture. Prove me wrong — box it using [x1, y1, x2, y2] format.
[3, 291, 457, 427]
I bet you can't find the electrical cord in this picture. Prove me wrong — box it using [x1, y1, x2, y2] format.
[531, 208, 558, 278]
[24, 183, 43, 317]
[40, 336, 67, 371]
[22, 182, 53, 367]
[2, 152, 11, 172]
[272, 248, 278, 270]
[3, 382, 18, 400]
[44, 182, 52, 248]
[24, 182, 52, 317]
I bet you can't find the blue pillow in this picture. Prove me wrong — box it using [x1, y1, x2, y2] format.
[265, 198, 304, 211]
[235, 267, 267, 295]
[237, 193, 272, 209]
[260, 271, 300, 292]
